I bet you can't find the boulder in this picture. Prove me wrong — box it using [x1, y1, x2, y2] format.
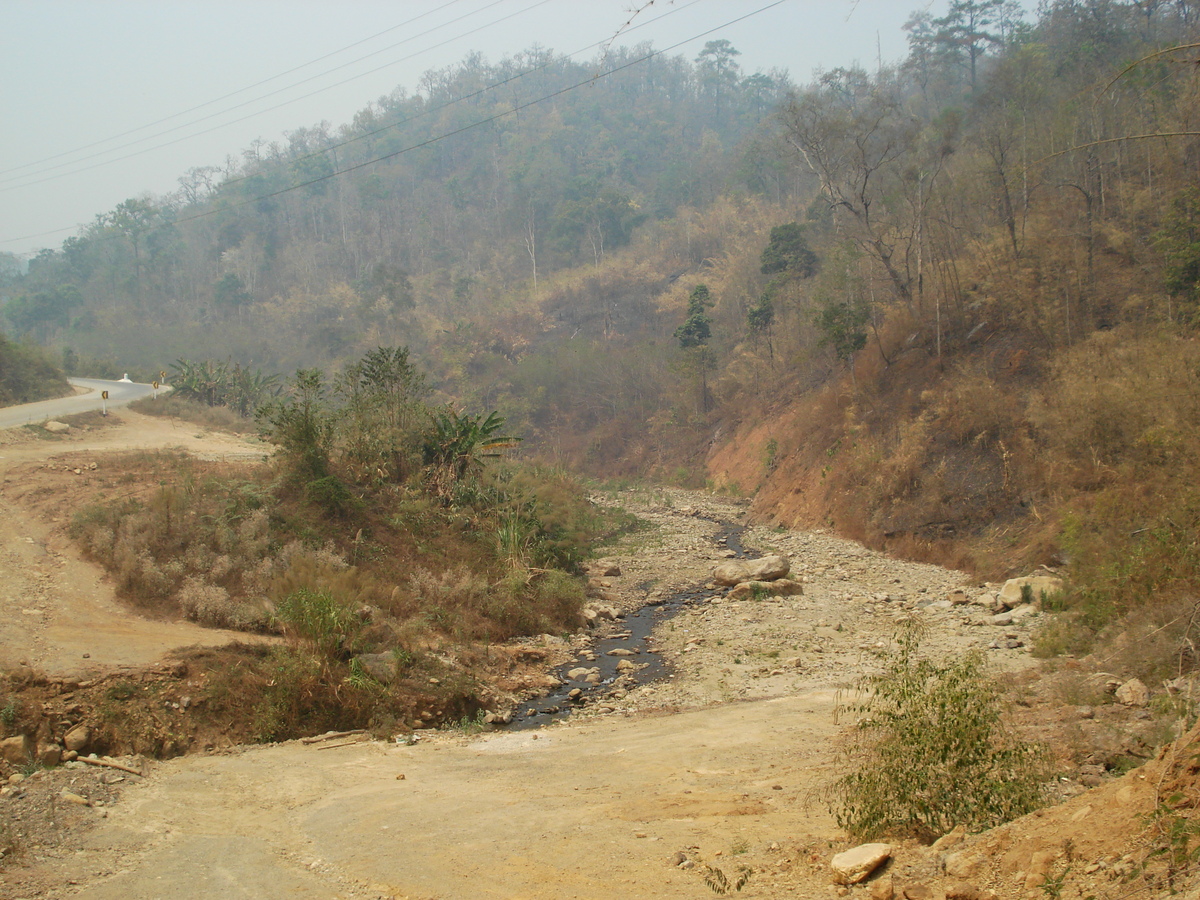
[43, 421, 71, 434]
[713, 562, 750, 586]
[592, 560, 622, 577]
[0, 734, 32, 765]
[355, 652, 398, 684]
[728, 579, 805, 600]
[997, 574, 1063, 610]
[831, 842, 892, 885]
[63, 724, 91, 753]
[746, 554, 790, 581]
[36, 742, 62, 768]
[1116, 678, 1150, 708]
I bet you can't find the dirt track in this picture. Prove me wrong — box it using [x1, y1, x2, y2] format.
[1, 412, 1126, 900]
[0, 414, 271, 680]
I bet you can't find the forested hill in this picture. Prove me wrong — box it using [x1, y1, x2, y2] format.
[7, 0, 1200, 658]
[0, 39, 790, 375]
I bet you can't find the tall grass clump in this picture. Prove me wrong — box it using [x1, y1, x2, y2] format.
[830, 621, 1049, 841]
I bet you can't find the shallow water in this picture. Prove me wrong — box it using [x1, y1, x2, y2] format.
[507, 520, 753, 729]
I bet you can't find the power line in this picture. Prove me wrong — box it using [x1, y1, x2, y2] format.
[210, 0, 703, 198]
[0, 0, 541, 190]
[0, 0, 474, 180]
[169, 0, 788, 229]
[1, 0, 785, 248]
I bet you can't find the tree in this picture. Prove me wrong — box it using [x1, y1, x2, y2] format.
[340, 346, 428, 482]
[108, 198, 158, 306]
[760, 222, 818, 278]
[3, 284, 81, 342]
[933, 0, 1010, 89]
[816, 299, 869, 373]
[1156, 187, 1200, 321]
[746, 293, 775, 360]
[257, 369, 335, 486]
[353, 263, 413, 311]
[675, 284, 717, 413]
[674, 283, 714, 348]
[696, 39, 742, 120]
[214, 273, 253, 316]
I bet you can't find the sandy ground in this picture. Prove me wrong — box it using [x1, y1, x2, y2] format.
[0, 413, 271, 680]
[0, 412, 1179, 900]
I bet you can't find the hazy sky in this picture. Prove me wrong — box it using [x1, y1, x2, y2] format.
[1, 0, 932, 257]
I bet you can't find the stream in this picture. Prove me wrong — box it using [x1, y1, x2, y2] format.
[507, 519, 754, 729]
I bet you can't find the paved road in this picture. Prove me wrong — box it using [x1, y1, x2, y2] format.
[0, 377, 162, 429]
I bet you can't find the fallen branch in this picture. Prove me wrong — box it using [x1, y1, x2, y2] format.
[316, 736, 370, 751]
[301, 729, 367, 745]
[76, 756, 144, 777]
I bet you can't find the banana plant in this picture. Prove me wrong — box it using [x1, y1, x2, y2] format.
[422, 407, 519, 496]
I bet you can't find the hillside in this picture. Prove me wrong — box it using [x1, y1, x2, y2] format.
[5, 0, 1199, 689]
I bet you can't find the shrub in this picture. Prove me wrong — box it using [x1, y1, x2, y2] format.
[830, 620, 1049, 840]
[274, 588, 362, 661]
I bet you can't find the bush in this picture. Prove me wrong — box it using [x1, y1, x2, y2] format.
[830, 621, 1049, 840]
[274, 588, 362, 661]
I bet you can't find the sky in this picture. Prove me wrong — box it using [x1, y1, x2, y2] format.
[1, 0, 932, 257]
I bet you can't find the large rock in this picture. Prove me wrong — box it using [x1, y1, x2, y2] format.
[0, 734, 32, 765]
[746, 554, 790, 581]
[37, 742, 62, 767]
[713, 562, 751, 586]
[63, 723, 91, 753]
[43, 421, 71, 434]
[728, 579, 805, 600]
[1116, 678, 1150, 707]
[997, 575, 1063, 610]
[713, 555, 791, 587]
[355, 652, 398, 684]
[831, 842, 892, 885]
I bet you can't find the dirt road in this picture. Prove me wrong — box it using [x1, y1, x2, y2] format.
[0, 413, 1091, 900]
[0, 413, 270, 680]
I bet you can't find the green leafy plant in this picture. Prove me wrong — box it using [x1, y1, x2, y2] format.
[274, 587, 362, 661]
[1135, 791, 1200, 892]
[0, 697, 17, 731]
[830, 619, 1049, 840]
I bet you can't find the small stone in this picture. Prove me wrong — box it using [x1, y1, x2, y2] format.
[869, 875, 895, 900]
[944, 852, 981, 879]
[944, 883, 982, 900]
[59, 789, 91, 806]
[931, 824, 966, 852]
